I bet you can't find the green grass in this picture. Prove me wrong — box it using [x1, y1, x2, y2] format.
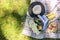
[0, 0, 30, 40]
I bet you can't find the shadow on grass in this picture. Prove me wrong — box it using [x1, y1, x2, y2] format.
[26, 0, 30, 5]
[0, 24, 7, 40]
[11, 10, 26, 32]
[11, 10, 26, 24]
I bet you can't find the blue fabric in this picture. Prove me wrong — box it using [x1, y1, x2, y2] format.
[37, 15, 48, 31]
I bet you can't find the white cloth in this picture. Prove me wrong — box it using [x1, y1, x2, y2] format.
[21, 0, 60, 39]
